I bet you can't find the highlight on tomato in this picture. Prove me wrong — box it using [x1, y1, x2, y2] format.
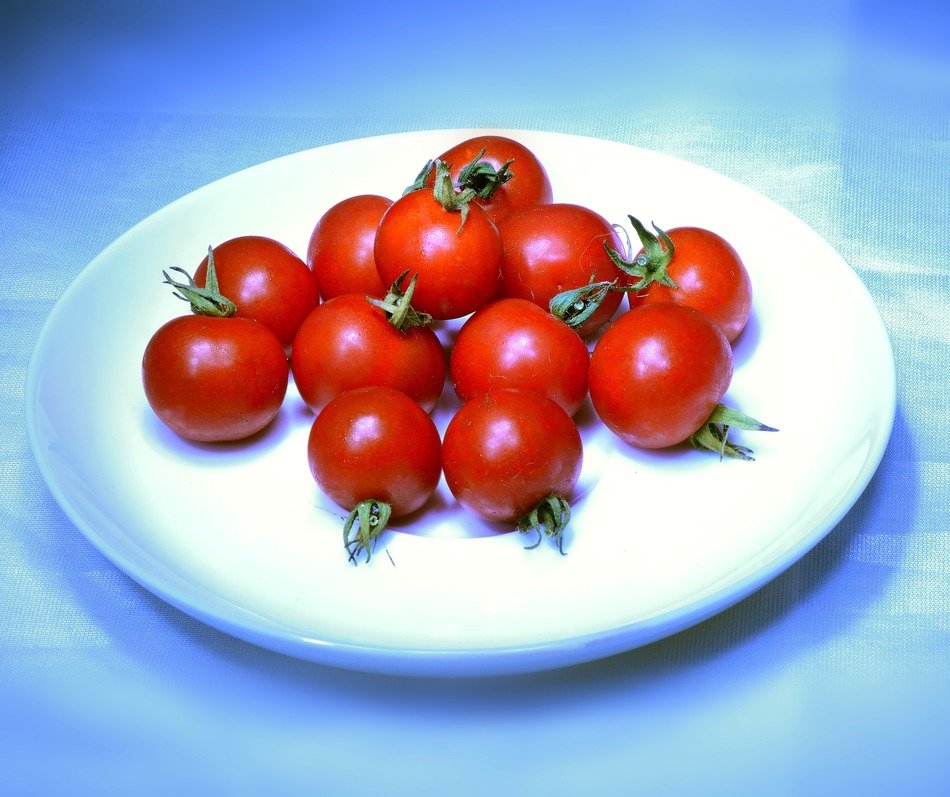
[605, 215, 753, 343]
[290, 272, 446, 414]
[449, 296, 590, 417]
[441, 388, 583, 553]
[306, 194, 391, 300]
[588, 302, 775, 459]
[143, 250, 289, 443]
[307, 386, 443, 564]
[194, 235, 320, 351]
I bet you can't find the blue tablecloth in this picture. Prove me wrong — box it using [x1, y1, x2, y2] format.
[3, 1, 948, 793]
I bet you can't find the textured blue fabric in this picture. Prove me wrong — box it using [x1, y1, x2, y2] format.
[2, 1, 948, 794]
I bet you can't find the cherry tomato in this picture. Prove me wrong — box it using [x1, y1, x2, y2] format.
[497, 203, 627, 338]
[442, 388, 582, 551]
[143, 314, 289, 443]
[433, 135, 553, 226]
[588, 302, 733, 449]
[450, 297, 589, 416]
[194, 235, 319, 351]
[290, 283, 445, 414]
[610, 216, 752, 343]
[308, 386, 442, 562]
[374, 163, 502, 320]
[306, 194, 391, 300]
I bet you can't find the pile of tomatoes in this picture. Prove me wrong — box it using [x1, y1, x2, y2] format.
[142, 134, 775, 564]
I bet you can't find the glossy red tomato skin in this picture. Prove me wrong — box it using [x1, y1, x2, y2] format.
[434, 135, 554, 226]
[194, 235, 320, 350]
[450, 298, 590, 416]
[373, 190, 502, 320]
[631, 226, 752, 343]
[306, 195, 391, 300]
[589, 303, 733, 449]
[142, 315, 289, 443]
[290, 294, 446, 414]
[442, 389, 583, 523]
[497, 203, 626, 338]
[308, 386, 442, 518]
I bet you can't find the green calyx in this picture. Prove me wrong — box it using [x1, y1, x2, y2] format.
[431, 159, 479, 233]
[366, 270, 433, 331]
[403, 159, 434, 195]
[343, 499, 393, 564]
[549, 277, 618, 329]
[456, 147, 514, 200]
[690, 403, 778, 461]
[518, 495, 572, 555]
[162, 247, 236, 317]
[402, 149, 513, 201]
[402, 158, 478, 233]
[604, 214, 679, 292]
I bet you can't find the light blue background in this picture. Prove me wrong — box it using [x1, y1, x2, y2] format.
[3, 1, 948, 794]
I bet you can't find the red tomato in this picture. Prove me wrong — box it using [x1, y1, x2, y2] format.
[308, 386, 442, 562]
[442, 388, 582, 551]
[433, 135, 554, 226]
[588, 303, 732, 449]
[194, 236, 320, 350]
[306, 195, 391, 300]
[143, 315, 289, 443]
[611, 217, 752, 343]
[497, 203, 627, 338]
[450, 297, 590, 416]
[290, 290, 445, 414]
[374, 169, 502, 320]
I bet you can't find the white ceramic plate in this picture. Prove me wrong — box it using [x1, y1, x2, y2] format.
[26, 129, 895, 677]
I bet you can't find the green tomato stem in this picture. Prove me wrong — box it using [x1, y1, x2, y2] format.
[343, 499, 393, 564]
[518, 495, 572, 555]
[162, 246, 237, 317]
[603, 214, 679, 292]
[690, 403, 778, 461]
[549, 278, 618, 329]
[456, 147, 515, 200]
[549, 275, 642, 330]
[431, 159, 478, 234]
[403, 159, 434, 195]
[366, 271, 434, 330]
